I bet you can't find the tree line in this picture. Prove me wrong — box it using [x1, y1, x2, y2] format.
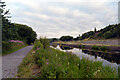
[0, 2, 37, 44]
[51, 24, 120, 42]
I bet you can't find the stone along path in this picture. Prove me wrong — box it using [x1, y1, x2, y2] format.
[2, 45, 33, 78]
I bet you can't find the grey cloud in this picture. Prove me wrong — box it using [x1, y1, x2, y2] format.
[5, 0, 118, 38]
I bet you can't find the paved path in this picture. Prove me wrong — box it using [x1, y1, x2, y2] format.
[2, 45, 33, 78]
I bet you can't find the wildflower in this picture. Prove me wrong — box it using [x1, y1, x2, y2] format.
[9, 40, 24, 44]
[46, 62, 49, 64]
[46, 59, 48, 61]
[97, 70, 100, 72]
[93, 69, 100, 76]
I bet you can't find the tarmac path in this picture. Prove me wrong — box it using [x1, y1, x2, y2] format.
[2, 45, 33, 78]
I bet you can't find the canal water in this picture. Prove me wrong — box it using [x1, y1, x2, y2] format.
[51, 45, 120, 73]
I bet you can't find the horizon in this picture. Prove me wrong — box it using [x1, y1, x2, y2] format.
[4, 0, 119, 38]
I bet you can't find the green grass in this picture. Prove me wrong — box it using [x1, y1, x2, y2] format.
[17, 38, 118, 78]
[1, 41, 27, 56]
[1, 45, 26, 56]
[17, 49, 36, 78]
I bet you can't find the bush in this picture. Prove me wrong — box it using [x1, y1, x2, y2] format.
[39, 37, 50, 49]
[2, 41, 11, 52]
[82, 45, 85, 48]
[100, 46, 107, 51]
[92, 45, 99, 50]
[33, 40, 43, 50]
[2, 41, 25, 55]
[78, 44, 81, 48]
[92, 45, 107, 51]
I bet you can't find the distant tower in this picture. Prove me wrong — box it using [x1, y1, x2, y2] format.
[94, 27, 97, 33]
[118, 1, 120, 24]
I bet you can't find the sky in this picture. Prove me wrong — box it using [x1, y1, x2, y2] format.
[3, 0, 120, 38]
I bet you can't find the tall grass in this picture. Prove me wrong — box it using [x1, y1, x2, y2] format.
[17, 38, 118, 78]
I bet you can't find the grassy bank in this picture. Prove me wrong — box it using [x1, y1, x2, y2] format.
[53, 40, 120, 47]
[2, 41, 26, 56]
[17, 38, 118, 78]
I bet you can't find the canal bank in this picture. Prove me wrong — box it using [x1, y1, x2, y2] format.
[52, 40, 120, 64]
[52, 39, 120, 52]
[51, 45, 120, 76]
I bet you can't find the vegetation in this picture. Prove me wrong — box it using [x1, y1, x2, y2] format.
[1, 2, 37, 44]
[59, 45, 73, 50]
[2, 41, 26, 56]
[59, 36, 73, 41]
[74, 24, 120, 40]
[96, 24, 120, 39]
[50, 38, 59, 43]
[0, 2, 37, 55]
[17, 38, 118, 78]
[59, 24, 120, 41]
[92, 45, 108, 51]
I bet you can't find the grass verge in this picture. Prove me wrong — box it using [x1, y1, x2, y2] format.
[1, 45, 26, 56]
[1, 41, 27, 56]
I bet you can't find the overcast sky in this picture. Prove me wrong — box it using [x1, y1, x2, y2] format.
[3, 0, 119, 38]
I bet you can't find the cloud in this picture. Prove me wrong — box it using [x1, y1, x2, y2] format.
[48, 6, 69, 15]
[4, 0, 118, 38]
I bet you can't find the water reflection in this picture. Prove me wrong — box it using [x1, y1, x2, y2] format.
[51, 45, 120, 72]
[59, 45, 73, 50]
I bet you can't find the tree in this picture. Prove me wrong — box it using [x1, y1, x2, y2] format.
[94, 27, 97, 33]
[15, 23, 37, 44]
[59, 36, 73, 41]
[81, 31, 95, 39]
[51, 38, 58, 42]
[73, 36, 82, 41]
[1, 2, 37, 44]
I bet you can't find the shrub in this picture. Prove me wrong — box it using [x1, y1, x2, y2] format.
[92, 45, 99, 50]
[2, 41, 11, 52]
[2, 41, 25, 55]
[92, 45, 107, 51]
[100, 46, 107, 51]
[33, 41, 43, 50]
[52, 44, 57, 48]
[81, 45, 85, 48]
[78, 44, 81, 48]
[39, 37, 50, 49]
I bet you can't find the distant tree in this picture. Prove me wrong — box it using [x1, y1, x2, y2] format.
[96, 24, 120, 39]
[81, 31, 95, 39]
[73, 36, 83, 41]
[59, 36, 73, 41]
[94, 27, 97, 33]
[51, 38, 58, 42]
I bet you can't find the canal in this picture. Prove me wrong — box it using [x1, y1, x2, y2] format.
[51, 45, 120, 73]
